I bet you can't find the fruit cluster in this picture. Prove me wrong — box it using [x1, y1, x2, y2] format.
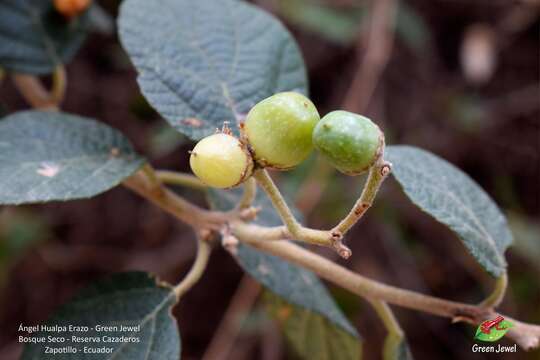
[189, 92, 384, 189]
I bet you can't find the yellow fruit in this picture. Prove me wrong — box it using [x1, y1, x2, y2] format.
[189, 133, 253, 189]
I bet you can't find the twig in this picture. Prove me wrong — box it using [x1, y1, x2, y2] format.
[51, 65, 67, 105]
[11, 65, 67, 110]
[343, 0, 398, 113]
[156, 170, 207, 190]
[368, 299, 410, 358]
[253, 169, 352, 258]
[369, 299, 404, 337]
[235, 236, 540, 350]
[253, 163, 391, 258]
[236, 177, 257, 210]
[118, 165, 540, 352]
[240, 237, 483, 319]
[173, 235, 212, 300]
[123, 167, 229, 230]
[202, 275, 262, 360]
[331, 158, 391, 237]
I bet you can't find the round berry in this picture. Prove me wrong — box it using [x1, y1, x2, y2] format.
[54, 0, 92, 19]
[244, 92, 320, 170]
[313, 111, 384, 175]
[189, 133, 253, 189]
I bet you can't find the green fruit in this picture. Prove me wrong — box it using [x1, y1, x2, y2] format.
[313, 110, 383, 175]
[244, 92, 320, 170]
[190, 133, 253, 188]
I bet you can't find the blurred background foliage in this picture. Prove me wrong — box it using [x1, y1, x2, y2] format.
[0, 0, 538, 359]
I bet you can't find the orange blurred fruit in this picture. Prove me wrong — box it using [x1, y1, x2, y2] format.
[53, 0, 92, 19]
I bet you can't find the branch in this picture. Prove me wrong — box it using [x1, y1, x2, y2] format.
[123, 166, 229, 230]
[11, 65, 67, 110]
[369, 299, 404, 337]
[253, 169, 352, 258]
[173, 235, 212, 300]
[119, 166, 539, 351]
[233, 235, 540, 350]
[369, 299, 408, 358]
[51, 65, 67, 105]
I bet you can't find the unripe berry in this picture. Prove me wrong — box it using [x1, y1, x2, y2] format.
[53, 0, 92, 19]
[244, 92, 320, 170]
[189, 133, 253, 189]
[313, 111, 384, 175]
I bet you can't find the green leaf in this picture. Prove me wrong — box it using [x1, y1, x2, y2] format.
[208, 186, 361, 359]
[0, 0, 90, 75]
[264, 291, 361, 360]
[276, 0, 428, 52]
[386, 145, 513, 277]
[0, 209, 48, 265]
[277, 0, 365, 45]
[21, 272, 181, 360]
[0, 111, 145, 205]
[395, 3, 430, 52]
[383, 334, 414, 360]
[118, 0, 307, 140]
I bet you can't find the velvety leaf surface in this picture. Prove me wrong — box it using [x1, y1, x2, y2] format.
[386, 145, 513, 277]
[208, 186, 361, 358]
[118, 0, 307, 140]
[0, 111, 145, 205]
[21, 272, 180, 360]
[0, 0, 90, 74]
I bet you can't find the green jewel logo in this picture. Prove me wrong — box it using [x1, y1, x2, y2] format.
[474, 315, 513, 342]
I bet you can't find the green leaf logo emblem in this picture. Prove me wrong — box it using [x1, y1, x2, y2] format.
[474, 316, 513, 342]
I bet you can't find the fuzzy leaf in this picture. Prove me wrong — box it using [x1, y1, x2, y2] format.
[0, 0, 90, 74]
[118, 0, 307, 140]
[0, 111, 145, 205]
[386, 145, 513, 277]
[21, 272, 180, 360]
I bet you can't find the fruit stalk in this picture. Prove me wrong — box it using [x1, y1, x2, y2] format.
[156, 170, 207, 190]
[331, 158, 392, 237]
[252, 169, 352, 257]
[253, 169, 302, 235]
